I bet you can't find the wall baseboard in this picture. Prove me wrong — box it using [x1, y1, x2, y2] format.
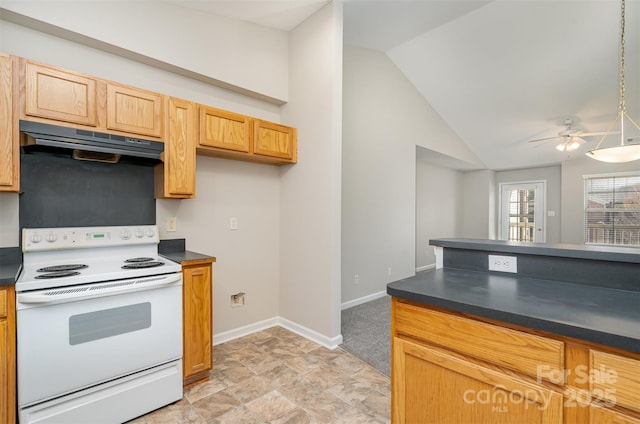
[341, 290, 387, 310]
[416, 263, 436, 272]
[213, 316, 343, 350]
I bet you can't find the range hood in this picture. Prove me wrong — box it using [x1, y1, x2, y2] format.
[20, 120, 164, 162]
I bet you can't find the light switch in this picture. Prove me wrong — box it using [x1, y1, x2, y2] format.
[229, 217, 238, 230]
[166, 217, 177, 232]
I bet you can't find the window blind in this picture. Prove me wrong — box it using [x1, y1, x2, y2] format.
[584, 173, 640, 246]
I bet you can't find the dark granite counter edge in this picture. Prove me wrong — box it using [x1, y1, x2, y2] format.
[161, 250, 216, 264]
[0, 247, 22, 286]
[159, 239, 215, 264]
[430, 238, 640, 264]
[387, 285, 639, 353]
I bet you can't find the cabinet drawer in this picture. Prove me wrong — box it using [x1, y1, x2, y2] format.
[0, 288, 6, 317]
[394, 301, 564, 382]
[591, 350, 640, 413]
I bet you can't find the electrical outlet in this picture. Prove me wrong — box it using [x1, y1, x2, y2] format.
[231, 292, 245, 307]
[229, 217, 238, 230]
[354, 274, 359, 285]
[166, 217, 177, 232]
[488, 255, 518, 273]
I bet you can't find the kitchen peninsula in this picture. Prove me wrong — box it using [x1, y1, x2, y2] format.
[387, 239, 640, 424]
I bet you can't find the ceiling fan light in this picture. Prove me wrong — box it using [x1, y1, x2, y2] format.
[567, 140, 581, 151]
[586, 144, 640, 163]
[556, 143, 567, 152]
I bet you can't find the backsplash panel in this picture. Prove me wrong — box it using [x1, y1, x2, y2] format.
[20, 150, 155, 230]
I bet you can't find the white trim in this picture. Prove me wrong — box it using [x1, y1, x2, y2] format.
[278, 317, 343, 350]
[416, 263, 436, 272]
[213, 316, 343, 350]
[583, 171, 640, 179]
[213, 317, 279, 346]
[340, 290, 387, 310]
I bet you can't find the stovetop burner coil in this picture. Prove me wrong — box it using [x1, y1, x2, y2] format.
[124, 257, 155, 263]
[121, 261, 165, 269]
[37, 264, 88, 272]
[35, 271, 82, 279]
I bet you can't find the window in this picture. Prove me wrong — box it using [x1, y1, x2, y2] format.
[584, 173, 640, 246]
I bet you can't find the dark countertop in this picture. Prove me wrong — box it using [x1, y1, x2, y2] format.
[159, 238, 216, 265]
[387, 268, 640, 353]
[0, 247, 21, 287]
[161, 250, 216, 264]
[430, 238, 640, 264]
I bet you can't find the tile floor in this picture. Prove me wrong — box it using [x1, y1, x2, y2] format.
[130, 326, 391, 423]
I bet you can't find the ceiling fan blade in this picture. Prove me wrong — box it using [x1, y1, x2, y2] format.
[575, 130, 620, 137]
[527, 136, 560, 143]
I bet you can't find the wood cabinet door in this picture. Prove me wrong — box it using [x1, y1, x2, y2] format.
[24, 61, 97, 126]
[0, 54, 18, 192]
[590, 404, 640, 424]
[183, 264, 212, 384]
[253, 119, 296, 160]
[106, 83, 163, 138]
[0, 286, 16, 424]
[198, 106, 250, 152]
[157, 97, 196, 198]
[393, 337, 562, 424]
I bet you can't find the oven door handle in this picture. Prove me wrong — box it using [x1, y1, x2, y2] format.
[17, 273, 182, 304]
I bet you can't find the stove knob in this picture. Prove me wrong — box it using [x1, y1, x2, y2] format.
[120, 230, 132, 240]
[30, 233, 43, 244]
[135, 229, 144, 238]
[146, 228, 155, 238]
[45, 233, 58, 243]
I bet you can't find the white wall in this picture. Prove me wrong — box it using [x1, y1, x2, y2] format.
[461, 169, 496, 239]
[495, 165, 562, 243]
[416, 159, 462, 268]
[279, 2, 343, 344]
[1, 18, 284, 335]
[0, 1, 289, 103]
[561, 157, 640, 244]
[342, 45, 484, 304]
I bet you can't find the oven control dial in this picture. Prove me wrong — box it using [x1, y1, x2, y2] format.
[135, 229, 145, 238]
[146, 228, 155, 238]
[45, 233, 58, 243]
[120, 230, 132, 240]
[30, 233, 43, 244]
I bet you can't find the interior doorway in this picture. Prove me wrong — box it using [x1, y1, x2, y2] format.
[499, 181, 546, 242]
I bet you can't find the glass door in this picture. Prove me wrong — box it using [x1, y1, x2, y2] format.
[499, 182, 546, 242]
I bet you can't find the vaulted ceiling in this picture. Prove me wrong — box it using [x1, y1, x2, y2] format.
[164, 0, 640, 170]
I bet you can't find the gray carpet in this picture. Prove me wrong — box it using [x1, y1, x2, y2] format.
[340, 295, 391, 377]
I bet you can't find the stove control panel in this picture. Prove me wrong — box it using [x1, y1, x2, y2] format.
[22, 225, 159, 252]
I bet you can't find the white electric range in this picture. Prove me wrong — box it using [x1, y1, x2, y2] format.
[15, 225, 183, 424]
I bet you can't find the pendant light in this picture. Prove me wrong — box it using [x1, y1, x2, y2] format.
[586, 0, 640, 163]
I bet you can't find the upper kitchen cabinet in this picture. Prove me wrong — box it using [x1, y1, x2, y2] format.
[253, 119, 297, 162]
[0, 53, 19, 192]
[22, 60, 98, 127]
[106, 83, 163, 139]
[155, 97, 196, 199]
[197, 106, 297, 165]
[198, 106, 250, 153]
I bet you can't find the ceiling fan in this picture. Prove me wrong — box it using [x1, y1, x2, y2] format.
[527, 118, 612, 152]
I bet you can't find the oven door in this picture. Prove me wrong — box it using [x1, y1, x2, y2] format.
[16, 273, 182, 408]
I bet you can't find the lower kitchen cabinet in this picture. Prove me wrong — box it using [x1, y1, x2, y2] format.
[0, 286, 16, 424]
[391, 297, 640, 424]
[393, 337, 562, 423]
[182, 259, 214, 387]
